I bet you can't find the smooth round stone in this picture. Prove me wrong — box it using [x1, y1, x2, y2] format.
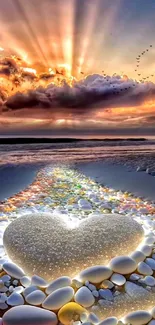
[0, 318, 2, 325]
[109, 256, 137, 275]
[7, 292, 24, 306]
[79, 266, 112, 283]
[2, 305, 58, 325]
[3, 213, 144, 280]
[145, 258, 155, 270]
[42, 286, 74, 310]
[46, 276, 72, 295]
[31, 275, 47, 288]
[144, 237, 155, 245]
[74, 287, 95, 307]
[13, 286, 24, 294]
[2, 262, 25, 279]
[20, 276, 31, 287]
[99, 289, 113, 301]
[139, 245, 152, 256]
[144, 276, 155, 286]
[26, 290, 46, 306]
[124, 311, 152, 325]
[110, 274, 126, 286]
[137, 262, 153, 275]
[58, 302, 86, 325]
[98, 317, 118, 325]
[130, 251, 146, 263]
[23, 286, 38, 298]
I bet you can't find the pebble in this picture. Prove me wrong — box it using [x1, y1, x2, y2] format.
[23, 285, 39, 298]
[1, 275, 11, 282]
[26, 290, 46, 306]
[79, 266, 112, 283]
[58, 302, 86, 325]
[31, 275, 47, 288]
[139, 245, 152, 256]
[130, 251, 146, 263]
[123, 310, 152, 325]
[46, 276, 72, 295]
[7, 292, 24, 306]
[42, 286, 74, 310]
[2, 305, 58, 325]
[74, 287, 95, 307]
[110, 274, 126, 286]
[98, 317, 118, 325]
[101, 280, 114, 289]
[13, 286, 24, 294]
[20, 276, 31, 287]
[80, 312, 88, 323]
[137, 261, 153, 275]
[99, 289, 113, 301]
[129, 273, 141, 281]
[145, 258, 155, 270]
[143, 276, 155, 286]
[109, 256, 137, 274]
[0, 318, 2, 325]
[2, 262, 25, 279]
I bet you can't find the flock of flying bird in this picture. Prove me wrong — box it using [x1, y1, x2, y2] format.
[135, 44, 154, 82]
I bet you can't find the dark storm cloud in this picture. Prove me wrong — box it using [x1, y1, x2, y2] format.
[3, 74, 155, 116]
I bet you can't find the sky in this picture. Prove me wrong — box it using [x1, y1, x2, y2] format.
[1, 0, 155, 137]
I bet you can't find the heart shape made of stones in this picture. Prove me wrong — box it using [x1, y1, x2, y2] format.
[3, 213, 144, 280]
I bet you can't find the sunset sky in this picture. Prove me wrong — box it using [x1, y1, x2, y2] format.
[1, 0, 155, 136]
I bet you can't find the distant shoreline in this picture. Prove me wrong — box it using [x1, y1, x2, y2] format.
[0, 137, 147, 144]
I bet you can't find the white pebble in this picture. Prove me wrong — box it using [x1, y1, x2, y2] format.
[109, 256, 137, 274]
[98, 317, 118, 325]
[2, 305, 58, 325]
[31, 275, 47, 288]
[143, 276, 155, 286]
[139, 245, 152, 256]
[7, 292, 24, 306]
[46, 276, 72, 295]
[129, 273, 141, 281]
[79, 266, 112, 283]
[145, 258, 155, 270]
[130, 251, 146, 263]
[110, 274, 126, 286]
[42, 286, 74, 310]
[20, 276, 31, 288]
[26, 289, 46, 306]
[23, 285, 38, 298]
[13, 286, 24, 294]
[99, 289, 113, 301]
[3, 262, 25, 279]
[75, 286, 95, 307]
[137, 261, 153, 275]
[123, 310, 152, 325]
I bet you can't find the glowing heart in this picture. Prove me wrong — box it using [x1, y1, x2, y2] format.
[3, 213, 143, 281]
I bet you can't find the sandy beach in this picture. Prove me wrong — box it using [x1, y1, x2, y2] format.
[76, 161, 155, 201]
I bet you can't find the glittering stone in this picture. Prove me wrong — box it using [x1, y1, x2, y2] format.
[3, 213, 143, 280]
